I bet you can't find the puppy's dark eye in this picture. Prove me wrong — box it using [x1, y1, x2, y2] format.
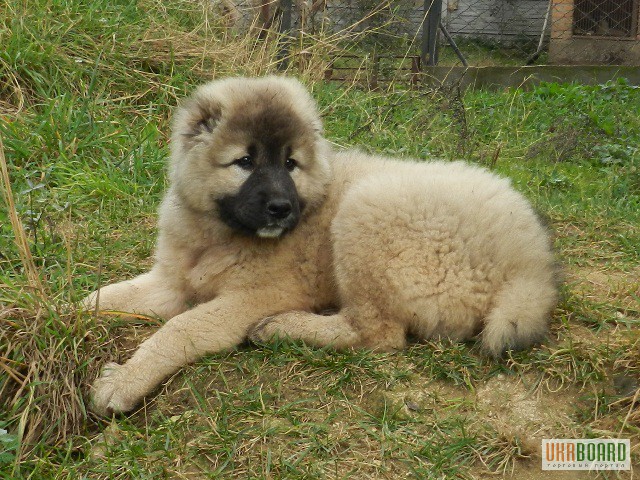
[233, 156, 254, 170]
[285, 158, 297, 172]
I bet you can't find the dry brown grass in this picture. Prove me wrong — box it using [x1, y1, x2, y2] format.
[0, 58, 25, 116]
[1, 138, 84, 452]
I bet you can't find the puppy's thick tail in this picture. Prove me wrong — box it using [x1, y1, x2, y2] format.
[481, 275, 557, 357]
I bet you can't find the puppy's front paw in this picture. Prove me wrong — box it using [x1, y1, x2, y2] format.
[91, 362, 140, 416]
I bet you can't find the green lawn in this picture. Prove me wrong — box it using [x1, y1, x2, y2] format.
[1, 1, 639, 478]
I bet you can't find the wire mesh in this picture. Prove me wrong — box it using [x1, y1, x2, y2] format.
[550, 0, 640, 64]
[573, 0, 636, 37]
[216, 1, 640, 73]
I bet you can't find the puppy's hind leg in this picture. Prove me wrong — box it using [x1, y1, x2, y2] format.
[250, 311, 360, 350]
[250, 309, 406, 352]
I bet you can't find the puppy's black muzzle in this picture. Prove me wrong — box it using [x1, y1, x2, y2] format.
[217, 165, 301, 236]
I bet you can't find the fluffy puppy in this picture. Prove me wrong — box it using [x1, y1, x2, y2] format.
[85, 76, 557, 415]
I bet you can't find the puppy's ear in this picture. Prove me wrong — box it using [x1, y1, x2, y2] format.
[172, 93, 223, 152]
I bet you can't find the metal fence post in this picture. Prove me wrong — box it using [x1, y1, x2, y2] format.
[422, 0, 442, 66]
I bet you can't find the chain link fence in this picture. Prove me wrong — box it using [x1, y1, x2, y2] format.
[215, 1, 640, 80]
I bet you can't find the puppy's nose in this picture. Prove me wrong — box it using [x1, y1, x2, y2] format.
[266, 199, 292, 219]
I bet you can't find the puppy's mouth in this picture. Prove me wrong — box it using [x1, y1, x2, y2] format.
[256, 225, 286, 239]
[255, 211, 301, 238]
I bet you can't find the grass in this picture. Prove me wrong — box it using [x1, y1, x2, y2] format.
[1, 0, 639, 478]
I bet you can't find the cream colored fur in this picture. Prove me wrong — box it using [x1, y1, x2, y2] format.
[86, 76, 557, 415]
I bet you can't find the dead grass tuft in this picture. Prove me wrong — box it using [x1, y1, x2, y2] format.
[1, 139, 112, 456]
[0, 58, 25, 115]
